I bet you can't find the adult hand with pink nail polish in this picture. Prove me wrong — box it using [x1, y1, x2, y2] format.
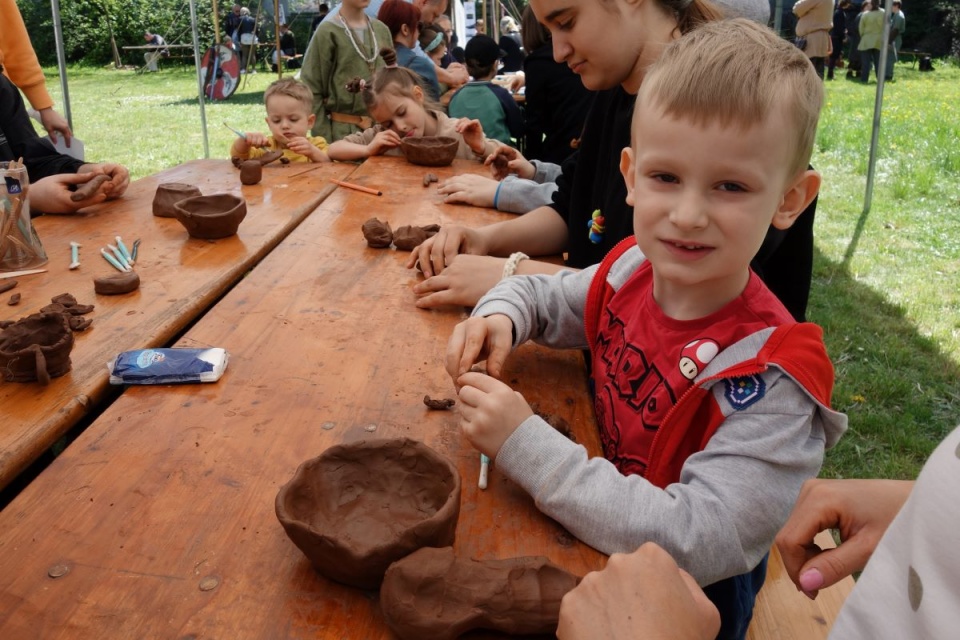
[775, 478, 914, 599]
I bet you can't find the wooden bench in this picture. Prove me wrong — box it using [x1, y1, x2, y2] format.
[897, 50, 932, 69]
[748, 531, 854, 639]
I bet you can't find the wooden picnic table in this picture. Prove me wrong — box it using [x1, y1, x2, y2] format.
[0, 156, 606, 637]
[0, 159, 355, 492]
[0, 156, 852, 637]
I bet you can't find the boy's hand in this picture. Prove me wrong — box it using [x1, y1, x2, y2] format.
[446, 314, 514, 381]
[30, 173, 108, 214]
[437, 174, 497, 207]
[485, 145, 535, 180]
[453, 118, 485, 156]
[286, 136, 330, 162]
[367, 129, 402, 156]
[245, 132, 269, 148]
[455, 371, 533, 458]
[78, 163, 130, 199]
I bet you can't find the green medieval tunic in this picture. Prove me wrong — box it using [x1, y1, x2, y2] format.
[300, 16, 391, 142]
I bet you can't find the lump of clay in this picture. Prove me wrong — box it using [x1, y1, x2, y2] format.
[0, 311, 75, 384]
[173, 193, 247, 239]
[70, 174, 110, 202]
[7, 292, 20, 306]
[362, 217, 393, 248]
[153, 182, 203, 218]
[422, 173, 438, 187]
[423, 395, 455, 410]
[380, 546, 581, 640]
[392, 226, 428, 251]
[94, 271, 141, 295]
[257, 150, 284, 166]
[239, 160, 262, 185]
[275, 437, 461, 589]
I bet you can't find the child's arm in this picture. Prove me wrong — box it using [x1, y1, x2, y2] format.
[230, 132, 269, 159]
[455, 371, 534, 458]
[327, 129, 402, 161]
[493, 382, 839, 586]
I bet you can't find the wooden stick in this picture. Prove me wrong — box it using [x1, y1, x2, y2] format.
[0, 268, 47, 280]
[330, 179, 382, 196]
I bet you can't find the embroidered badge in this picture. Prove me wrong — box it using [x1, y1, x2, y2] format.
[724, 375, 766, 410]
[587, 209, 605, 244]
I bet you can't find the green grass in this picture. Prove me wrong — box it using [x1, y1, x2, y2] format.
[34, 60, 960, 481]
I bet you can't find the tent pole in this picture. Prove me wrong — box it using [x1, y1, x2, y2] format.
[275, 0, 282, 79]
[189, 0, 210, 158]
[863, 0, 894, 215]
[212, 0, 221, 44]
[49, 0, 72, 131]
[773, 0, 783, 34]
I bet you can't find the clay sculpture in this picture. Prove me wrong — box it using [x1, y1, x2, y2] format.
[153, 183, 203, 218]
[275, 437, 461, 589]
[380, 546, 581, 640]
[94, 271, 141, 295]
[400, 136, 459, 167]
[0, 311, 74, 384]
[361, 218, 393, 248]
[239, 160, 262, 185]
[173, 194, 247, 239]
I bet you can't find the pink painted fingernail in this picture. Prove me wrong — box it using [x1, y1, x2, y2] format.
[799, 568, 824, 592]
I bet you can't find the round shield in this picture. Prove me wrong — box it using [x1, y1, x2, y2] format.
[200, 45, 240, 100]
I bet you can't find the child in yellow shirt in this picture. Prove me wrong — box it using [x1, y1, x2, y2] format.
[231, 78, 330, 163]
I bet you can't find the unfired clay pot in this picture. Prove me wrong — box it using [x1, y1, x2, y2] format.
[239, 160, 262, 185]
[153, 182, 203, 218]
[400, 136, 459, 167]
[0, 311, 74, 384]
[173, 193, 247, 239]
[275, 437, 461, 589]
[380, 546, 581, 640]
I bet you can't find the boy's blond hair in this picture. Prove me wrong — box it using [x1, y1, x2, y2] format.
[264, 78, 314, 114]
[638, 18, 823, 177]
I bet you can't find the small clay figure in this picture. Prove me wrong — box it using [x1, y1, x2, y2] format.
[380, 546, 581, 640]
[361, 218, 393, 248]
[392, 226, 429, 251]
[7, 293, 20, 306]
[423, 395, 455, 410]
[70, 174, 110, 202]
[239, 160, 262, 185]
[94, 271, 141, 295]
[422, 173, 438, 187]
[0, 281, 17, 295]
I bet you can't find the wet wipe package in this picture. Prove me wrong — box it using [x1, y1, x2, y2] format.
[108, 348, 229, 385]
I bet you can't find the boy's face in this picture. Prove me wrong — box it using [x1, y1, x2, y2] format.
[620, 101, 819, 317]
[265, 95, 315, 144]
[369, 87, 428, 138]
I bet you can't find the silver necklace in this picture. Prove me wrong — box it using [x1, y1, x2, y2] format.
[338, 13, 379, 65]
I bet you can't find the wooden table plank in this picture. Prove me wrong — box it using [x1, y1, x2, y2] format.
[0, 157, 604, 638]
[0, 159, 356, 491]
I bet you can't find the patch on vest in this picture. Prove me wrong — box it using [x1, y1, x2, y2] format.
[724, 375, 766, 410]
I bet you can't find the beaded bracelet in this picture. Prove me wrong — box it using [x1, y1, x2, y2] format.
[501, 252, 530, 279]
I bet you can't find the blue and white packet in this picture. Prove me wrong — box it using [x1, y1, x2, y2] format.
[108, 348, 229, 385]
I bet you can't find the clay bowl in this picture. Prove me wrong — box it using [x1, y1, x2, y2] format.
[400, 136, 459, 167]
[0, 311, 74, 384]
[152, 182, 202, 218]
[173, 193, 247, 239]
[275, 437, 462, 589]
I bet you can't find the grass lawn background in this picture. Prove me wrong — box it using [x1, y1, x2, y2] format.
[32, 59, 960, 481]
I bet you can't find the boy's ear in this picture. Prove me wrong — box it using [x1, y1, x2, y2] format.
[619, 147, 636, 206]
[772, 168, 821, 230]
[307, 113, 317, 128]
